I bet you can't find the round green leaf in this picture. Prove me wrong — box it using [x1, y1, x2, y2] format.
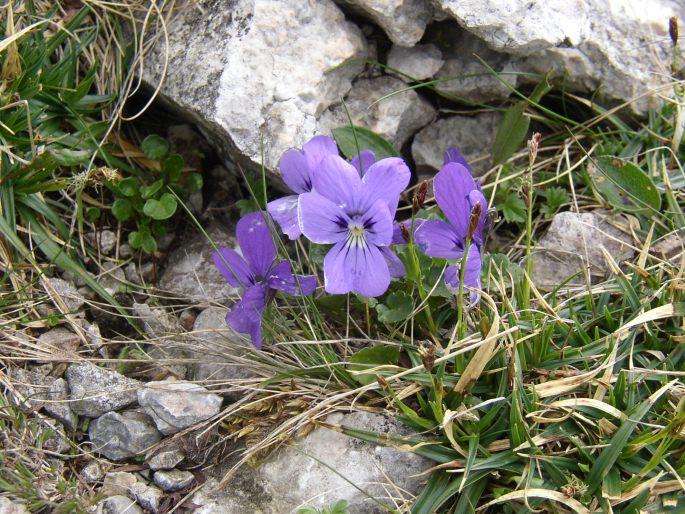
[117, 177, 139, 197]
[141, 233, 157, 254]
[163, 154, 184, 182]
[348, 345, 400, 386]
[141, 134, 169, 160]
[375, 291, 413, 323]
[140, 179, 164, 200]
[128, 230, 144, 249]
[85, 207, 101, 222]
[187, 173, 203, 193]
[587, 156, 662, 214]
[112, 198, 133, 221]
[143, 193, 177, 220]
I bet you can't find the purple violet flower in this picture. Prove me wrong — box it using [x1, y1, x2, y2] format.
[414, 161, 487, 303]
[212, 211, 316, 349]
[298, 154, 410, 297]
[267, 135, 339, 240]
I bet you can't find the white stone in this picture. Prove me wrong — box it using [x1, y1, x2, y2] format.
[387, 44, 444, 81]
[143, 0, 366, 172]
[319, 75, 435, 150]
[153, 470, 195, 492]
[335, 0, 433, 47]
[0, 498, 30, 514]
[531, 211, 635, 289]
[66, 362, 140, 417]
[47, 278, 85, 312]
[412, 112, 502, 175]
[138, 380, 223, 435]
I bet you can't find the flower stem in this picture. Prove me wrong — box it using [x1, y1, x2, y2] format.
[455, 237, 472, 372]
[407, 217, 437, 337]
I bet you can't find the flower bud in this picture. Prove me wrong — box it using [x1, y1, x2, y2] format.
[670, 16, 679, 46]
[528, 132, 542, 165]
[467, 201, 483, 240]
[400, 223, 410, 243]
[376, 374, 388, 389]
[419, 344, 435, 372]
[412, 181, 428, 214]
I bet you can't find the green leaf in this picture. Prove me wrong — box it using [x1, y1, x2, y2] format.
[141, 134, 169, 160]
[139, 179, 164, 200]
[332, 126, 398, 160]
[587, 156, 662, 214]
[187, 173, 203, 193]
[348, 344, 400, 386]
[111, 198, 133, 221]
[375, 291, 413, 323]
[116, 177, 139, 197]
[540, 186, 569, 218]
[492, 102, 529, 165]
[501, 192, 526, 223]
[85, 207, 101, 222]
[51, 148, 91, 167]
[163, 154, 184, 181]
[142, 193, 177, 220]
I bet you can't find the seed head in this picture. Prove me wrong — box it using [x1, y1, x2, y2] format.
[467, 201, 483, 240]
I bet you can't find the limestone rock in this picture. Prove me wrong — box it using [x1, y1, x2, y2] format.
[101, 471, 138, 497]
[87, 229, 117, 256]
[44, 378, 77, 432]
[36, 328, 80, 363]
[0, 498, 30, 514]
[46, 277, 85, 312]
[319, 75, 435, 150]
[435, 0, 683, 111]
[9, 366, 55, 409]
[153, 469, 195, 492]
[66, 362, 140, 417]
[335, 0, 433, 47]
[188, 307, 259, 399]
[412, 112, 501, 176]
[192, 411, 431, 513]
[138, 380, 222, 435]
[146, 447, 185, 471]
[97, 262, 126, 297]
[43, 419, 70, 455]
[387, 44, 444, 81]
[158, 223, 238, 304]
[130, 482, 164, 514]
[93, 496, 143, 514]
[80, 461, 105, 484]
[89, 410, 161, 461]
[143, 0, 366, 172]
[531, 211, 635, 289]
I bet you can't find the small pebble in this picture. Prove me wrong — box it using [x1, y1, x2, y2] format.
[153, 469, 194, 492]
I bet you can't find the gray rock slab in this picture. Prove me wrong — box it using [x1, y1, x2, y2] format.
[143, 0, 366, 173]
[531, 211, 635, 289]
[80, 461, 105, 484]
[153, 469, 195, 492]
[89, 410, 161, 461]
[36, 328, 81, 363]
[188, 307, 259, 399]
[158, 223, 238, 304]
[101, 471, 138, 497]
[94, 496, 143, 514]
[43, 419, 70, 455]
[146, 447, 185, 471]
[44, 378, 77, 432]
[66, 362, 140, 417]
[191, 411, 431, 513]
[0, 498, 30, 514]
[130, 482, 164, 514]
[412, 112, 501, 176]
[387, 44, 444, 81]
[47, 277, 85, 312]
[319, 75, 435, 150]
[335, 0, 432, 47]
[436, 0, 683, 111]
[9, 366, 55, 409]
[138, 380, 222, 435]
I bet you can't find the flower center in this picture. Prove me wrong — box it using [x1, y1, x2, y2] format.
[347, 221, 366, 248]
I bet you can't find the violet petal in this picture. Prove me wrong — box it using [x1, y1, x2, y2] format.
[350, 149, 376, 176]
[380, 246, 406, 279]
[434, 162, 477, 240]
[267, 195, 301, 240]
[298, 192, 350, 244]
[359, 199, 393, 247]
[312, 155, 362, 212]
[212, 247, 254, 288]
[267, 260, 317, 296]
[225, 284, 268, 349]
[323, 239, 391, 297]
[279, 149, 312, 194]
[414, 219, 464, 260]
[361, 157, 411, 217]
[236, 211, 276, 279]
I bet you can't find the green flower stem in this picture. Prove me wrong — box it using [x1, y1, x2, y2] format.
[407, 216, 438, 338]
[522, 164, 534, 310]
[455, 236, 473, 373]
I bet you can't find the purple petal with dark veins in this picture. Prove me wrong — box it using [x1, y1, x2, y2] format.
[212, 247, 254, 288]
[303, 135, 339, 171]
[267, 260, 317, 296]
[323, 239, 391, 297]
[413, 219, 464, 260]
[236, 211, 276, 279]
[279, 149, 312, 194]
[391, 218, 426, 245]
[298, 192, 350, 244]
[267, 195, 301, 240]
[359, 199, 393, 247]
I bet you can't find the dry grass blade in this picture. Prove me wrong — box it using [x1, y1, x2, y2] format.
[478, 488, 591, 514]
